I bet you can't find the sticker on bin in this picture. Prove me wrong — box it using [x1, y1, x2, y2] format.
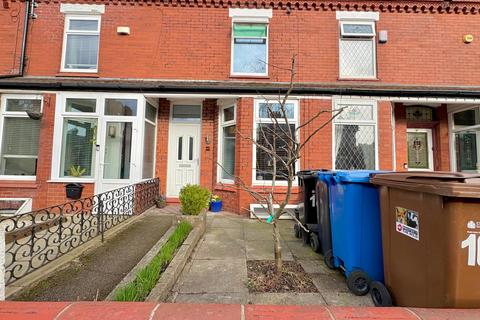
[461, 221, 480, 266]
[395, 207, 419, 241]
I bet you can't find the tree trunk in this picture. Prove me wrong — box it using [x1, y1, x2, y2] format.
[273, 220, 283, 273]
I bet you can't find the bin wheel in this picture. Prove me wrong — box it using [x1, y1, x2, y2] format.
[309, 233, 321, 253]
[323, 249, 335, 269]
[302, 229, 309, 245]
[293, 224, 302, 239]
[370, 281, 392, 307]
[346, 270, 371, 296]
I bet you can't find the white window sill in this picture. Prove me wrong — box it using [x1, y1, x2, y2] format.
[48, 178, 95, 183]
[252, 181, 298, 187]
[230, 73, 269, 78]
[59, 68, 99, 74]
[0, 176, 36, 181]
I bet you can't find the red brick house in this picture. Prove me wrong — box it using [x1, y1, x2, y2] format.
[0, 0, 479, 215]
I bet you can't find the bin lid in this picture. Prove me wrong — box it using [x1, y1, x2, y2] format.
[335, 170, 387, 183]
[370, 172, 480, 198]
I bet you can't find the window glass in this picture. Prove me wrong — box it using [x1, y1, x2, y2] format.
[63, 16, 100, 71]
[172, 105, 201, 119]
[103, 122, 132, 179]
[336, 104, 373, 121]
[221, 125, 236, 179]
[177, 137, 183, 160]
[339, 39, 375, 78]
[0, 118, 40, 175]
[455, 129, 480, 172]
[259, 103, 295, 119]
[188, 137, 194, 161]
[142, 122, 156, 179]
[66, 98, 96, 113]
[335, 124, 375, 170]
[256, 123, 296, 181]
[232, 23, 267, 74]
[5, 99, 41, 112]
[60, 118, 97, 178]
[342, 23, 374, 35]
[64, 34, 99, 70]
[104, 99, 137, 116]
[69, 19, 98, 31]
[145, 102, 157, 122]
[223, 106, 235, 122]
[454, 107, 480, 128]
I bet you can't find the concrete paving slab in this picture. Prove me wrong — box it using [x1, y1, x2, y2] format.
[210, 216, 245, 229]
[173, 293, 247, 304]
[194, 238, 246, 260]
[298, 259, 334, 275]
[248, 293, 326, 306]
[204, 227, 244, 241]
[310, 274, 350, 294]
[285, 241, 322, 260]
[244, 227, 274, 240]
[177, 259, 248, 294]
[322, 291, 374, 306]
[245, 240, 293, 261]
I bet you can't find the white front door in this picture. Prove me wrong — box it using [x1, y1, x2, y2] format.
[167, 123, 201, 197]
[407, 128, 434, 171]
[97, 119, 137, 193]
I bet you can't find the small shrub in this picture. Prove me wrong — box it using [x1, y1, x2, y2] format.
[179, 184, 211, 215]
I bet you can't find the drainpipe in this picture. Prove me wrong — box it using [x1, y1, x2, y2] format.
[0, 0, 31, 78]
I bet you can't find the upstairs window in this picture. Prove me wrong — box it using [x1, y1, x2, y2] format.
[0, 96, 42, 178]
[232, 23, 268, 76]
[339, 21, 376, 79]
[61, 15, 100, 72]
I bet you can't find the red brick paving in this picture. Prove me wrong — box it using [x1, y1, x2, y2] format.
[1, 302, 480, 320]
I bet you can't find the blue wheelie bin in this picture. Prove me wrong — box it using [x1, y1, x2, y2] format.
[327, 170, 385, 296]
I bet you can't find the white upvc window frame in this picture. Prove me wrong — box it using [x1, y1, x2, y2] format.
[229, 9, 272, 77]
[332, 98, 379, 170]
[337, 11, 378, 80]
[0, 94, 43, 181]
[60, 14, 101, 73]
[252, 99, 300, 186]
[449, 105, 480, 173]
[141, 98, 158, 180]
[217, 103, 236, 184]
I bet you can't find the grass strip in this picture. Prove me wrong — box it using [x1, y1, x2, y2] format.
[114, 221, 193, 301]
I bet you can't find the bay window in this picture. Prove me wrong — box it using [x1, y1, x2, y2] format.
[253, 100, 299, 184]
[333, 100, 377, 170]
[0, 96, 42, 178]
[218, 105, 236, 182]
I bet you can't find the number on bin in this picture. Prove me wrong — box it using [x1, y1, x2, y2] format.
[461, 234, 480, 266]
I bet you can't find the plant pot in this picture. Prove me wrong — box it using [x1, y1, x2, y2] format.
[65, 183, 84, 200]
[210, 201, 222, 212]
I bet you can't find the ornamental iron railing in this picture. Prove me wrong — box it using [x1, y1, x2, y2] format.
[1, 178, 159, 285]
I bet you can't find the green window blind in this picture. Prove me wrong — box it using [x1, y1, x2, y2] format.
[233, 24, 267, 38]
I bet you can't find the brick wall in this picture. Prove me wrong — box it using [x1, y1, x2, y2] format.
[155, 98, 170, 196]
[0, 3, 476, 86]
[0, 1, 26, 76]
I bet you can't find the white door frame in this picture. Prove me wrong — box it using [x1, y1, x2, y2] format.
[407, 128, 434, 171]
[166, 104, 202, 197]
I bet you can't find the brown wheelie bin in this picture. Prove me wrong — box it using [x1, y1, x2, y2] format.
[370, 172, 480, 308]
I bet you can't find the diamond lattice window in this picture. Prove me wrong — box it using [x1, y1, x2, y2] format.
[339, 21, 376, 79]
[334, 102, 377, 170]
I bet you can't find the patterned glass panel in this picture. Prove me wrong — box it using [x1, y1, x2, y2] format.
[455, 130, 480, 172]
[335, 124, 375, 170]
[407, 132, 429, 169]
[406, 107, 433, 122]
[340, 39, 375, 78]
[336, 104, 373, 121]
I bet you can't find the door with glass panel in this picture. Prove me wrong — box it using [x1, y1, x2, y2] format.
[407, 128, 434, 171]
[167, 105, 201, 197]
[97, 99, 138, 194]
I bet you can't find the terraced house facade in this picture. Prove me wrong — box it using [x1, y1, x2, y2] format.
[0, 0, 479, 215]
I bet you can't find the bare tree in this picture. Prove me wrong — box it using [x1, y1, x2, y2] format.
[219, 55, 344, 273]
